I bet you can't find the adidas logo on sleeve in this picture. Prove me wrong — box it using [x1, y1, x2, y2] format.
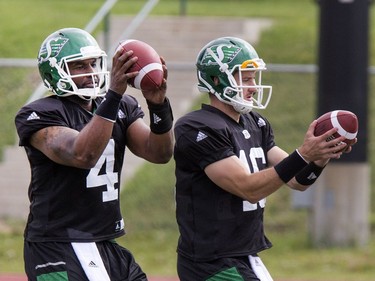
[27, 112, 40, 121]
[196, 131, 207, 142]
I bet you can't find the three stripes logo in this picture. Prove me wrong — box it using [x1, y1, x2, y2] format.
[307, 172, 317, 180]
[118, 109, 126, 119]
[153, 113, 162, 124]
[27, 111, 40, 121]
[88, 261, 98, 268]
[196, 131, 207, 142]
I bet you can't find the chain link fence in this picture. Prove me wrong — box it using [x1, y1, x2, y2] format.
[0, 65, 40, 158]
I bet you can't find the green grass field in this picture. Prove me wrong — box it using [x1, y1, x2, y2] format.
[0, 0, 374, 280]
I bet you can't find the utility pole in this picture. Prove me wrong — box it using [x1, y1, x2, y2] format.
[311, 0, 371, 247]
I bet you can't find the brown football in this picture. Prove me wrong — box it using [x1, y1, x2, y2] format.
[115, 39, 163, 91]
[314, 110, 358, 147]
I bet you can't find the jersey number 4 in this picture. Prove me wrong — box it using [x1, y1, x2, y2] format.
[86, 139, 119, 202]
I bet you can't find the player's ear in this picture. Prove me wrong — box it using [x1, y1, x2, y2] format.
[212, 76, 220, 85]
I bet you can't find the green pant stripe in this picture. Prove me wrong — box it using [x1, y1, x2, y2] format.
[206, 267, 245, 281]
[37, 271, 68, 281]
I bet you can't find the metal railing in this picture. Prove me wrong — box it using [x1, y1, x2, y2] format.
[3, 57, 375, 74]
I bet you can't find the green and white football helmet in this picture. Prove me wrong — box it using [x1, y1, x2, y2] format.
[37, 28, 109, 100]
[196, 37, 272, 113]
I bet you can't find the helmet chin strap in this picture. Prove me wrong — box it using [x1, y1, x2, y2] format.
[233, 100, 253, 114]
[77, 87, 101, 100]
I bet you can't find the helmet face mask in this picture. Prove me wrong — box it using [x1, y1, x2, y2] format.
[38, 28, 109, 100]
[196, 37, 272, 114]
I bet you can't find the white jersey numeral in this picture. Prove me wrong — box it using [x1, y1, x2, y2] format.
[239, 147, 267, 212]
[86, 139, 119, 202]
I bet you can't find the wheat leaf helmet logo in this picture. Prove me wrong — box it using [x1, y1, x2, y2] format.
[201, 44, 242, 66]
[38, 37, 69, 64]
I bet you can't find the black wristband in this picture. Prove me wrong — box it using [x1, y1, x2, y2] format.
[147, 98, 174, 134]
[274, 150, 309, 183]
[95, 90, 122, 122]
[295, 162, 325, 186]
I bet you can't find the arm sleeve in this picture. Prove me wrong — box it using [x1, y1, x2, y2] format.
[15, 98, 70, 146]
[175, 123, 235, 170]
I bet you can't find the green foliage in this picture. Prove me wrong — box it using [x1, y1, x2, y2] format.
[118, 230, 179, 276]
[0, 68, 33, 159]
[117, 161, 179, 276]
[263, 73, 317, 152]
[262, 227, 375, 280]
[0, 0, 104, 58]
[0, 233, 24, 272]
[120, 161, 177, 232]
[0, 219, 25, 272]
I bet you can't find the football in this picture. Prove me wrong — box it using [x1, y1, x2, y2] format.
[314, 110, 358, 147]
[116, 39, 163, 91]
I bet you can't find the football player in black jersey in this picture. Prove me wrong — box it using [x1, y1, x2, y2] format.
[15, 28, 173, 280]
[174, 37, 355, 281]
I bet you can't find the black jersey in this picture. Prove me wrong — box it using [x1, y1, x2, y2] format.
[15, 95, 144, 242]
[174, 104, 275, 261]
